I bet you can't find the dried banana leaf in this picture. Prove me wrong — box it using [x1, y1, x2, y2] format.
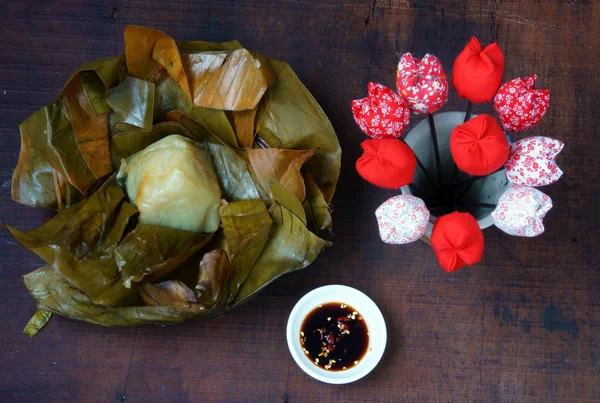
[231, 204, 330, 307]
[227, 107, 258, 149]
[140, 280, 205, 313]
[205, 142, 260, 201]
[184, 49, 275, 111]
[124, 25, 192, 99]
[63, 72, 111, 179]
[196, 250, 231, 312]
[255, 62, 341, 203]
[106, 76, 155, 131]
[23, 310, 52, 338]
[246, 148, 315, 202]
[220, 200, 272, 300]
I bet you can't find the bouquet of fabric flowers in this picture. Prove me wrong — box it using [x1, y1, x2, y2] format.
[353, 37, 562, 272]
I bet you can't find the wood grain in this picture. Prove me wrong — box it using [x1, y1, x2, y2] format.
[0, 0, 598, 402]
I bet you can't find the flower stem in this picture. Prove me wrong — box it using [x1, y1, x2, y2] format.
[449, 102, 474, 187]
[428, 114, 443, 188]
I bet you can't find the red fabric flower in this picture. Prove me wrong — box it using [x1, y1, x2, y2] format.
[351, 82, 411, 139]
[452, 36, 504, 103]
[356, 139, 416, 189]
[431, 212, 484, 272]
[450, 114, 509, 176]
[396, 53, 448, 114]
[493, 75, 550, 132]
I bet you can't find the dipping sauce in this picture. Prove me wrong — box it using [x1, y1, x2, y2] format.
[299, 302, 369, 371]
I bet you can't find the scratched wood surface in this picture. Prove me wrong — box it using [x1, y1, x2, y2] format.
[0, 1, 598, 402]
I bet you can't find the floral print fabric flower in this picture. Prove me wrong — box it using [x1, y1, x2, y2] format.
[492, 185, 553, 237]
[396, 53, 448, 114]
[493, 75, 550, 132]
[375, 195, 429, 244]
[351, 82, 411, 139]
[505, 136, 563, 186]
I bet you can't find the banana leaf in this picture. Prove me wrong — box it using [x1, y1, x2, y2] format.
[63, 72, 111, 179]
[63, 55, 125, 91]
[227, 107, 258, 149]
[140, 281, 206, 313]
[246, 148, 315, 202]
[231, 204, 330, 307]
[255, 62, 341, 203]
[177, 40, 243, 53]
[80, 71, 112, 116]
[25, 265, 198, 326]
[105, 76, 155, 131]
[183, 49, 275, 111]
[8, 176, 139, 305]
[111, 121, 186, 166]
[270, 180, 307, 225]
[115, 224, 214, 285]
[220, 200, 272, 300]
[205, 143, 260, 201]
[23, 310, 52, 338]
[124, 25, 192, 100]
[195, 250, 231, 312]
[154, 77, 237, 148]
[303, 171, 332, 232]
[40, 284, 199, 326]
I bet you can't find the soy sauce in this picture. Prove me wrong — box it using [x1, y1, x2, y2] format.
[299, 302, 369, 371]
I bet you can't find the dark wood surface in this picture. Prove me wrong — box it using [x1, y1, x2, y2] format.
[1, 1, 599, 402]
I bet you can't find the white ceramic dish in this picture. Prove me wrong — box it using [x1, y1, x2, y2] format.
[286, 285, 387, 384]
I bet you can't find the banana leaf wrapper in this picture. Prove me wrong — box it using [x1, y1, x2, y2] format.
[9, 26, 340, 333]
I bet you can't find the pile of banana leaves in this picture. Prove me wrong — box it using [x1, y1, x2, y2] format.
[9, 26, 341, 337]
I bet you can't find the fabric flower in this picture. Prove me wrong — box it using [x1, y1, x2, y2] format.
[396, 53, 448, 114]
[450, 114, 510, 176]
[375, 195, 430, 244]
[452, 36, 504, 103]
[493, 75, 550, 132]
[431, 212, 484, 272]
[351, 82, 411, 139]
[505, 136, 564, 186]
[492, 185, 553, 237]
[356, 139, 416, 189]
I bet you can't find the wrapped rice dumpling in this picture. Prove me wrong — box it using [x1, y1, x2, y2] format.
[117, 135, 222, 233]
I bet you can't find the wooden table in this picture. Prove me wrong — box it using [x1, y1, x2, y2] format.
[1, 1, 598, 401]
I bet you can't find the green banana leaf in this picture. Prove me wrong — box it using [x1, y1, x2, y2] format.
[270, 180, 307, 225]
[255, 62, 341, 203]
[206, 143, 260, 201]
[303, 171, 332, 232]
[115, 224, 214, 285]
[231, 204, 330, 307]
[63, 55, 125, 91]
[220, 200, 272, 300]
[154, 77, 237, 148]
[111, 121, 186, 166]
[106, 76, 155, 131]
